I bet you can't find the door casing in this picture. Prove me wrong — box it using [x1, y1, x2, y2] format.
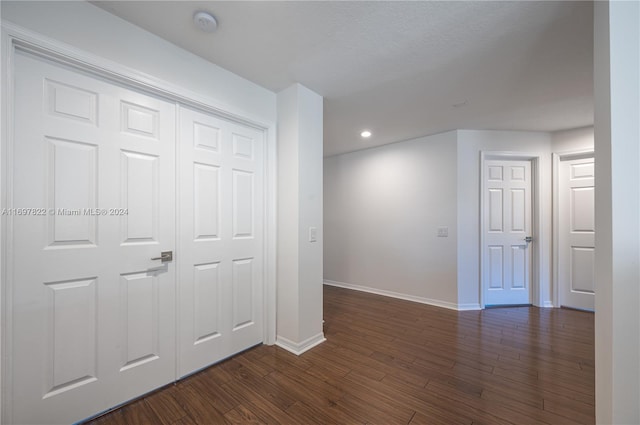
[0, 22, 277, 424]
[480, 151, 542, 308]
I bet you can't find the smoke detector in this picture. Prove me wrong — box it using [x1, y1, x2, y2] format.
[194, 11, 218, 33]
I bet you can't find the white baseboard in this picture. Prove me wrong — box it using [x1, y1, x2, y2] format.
[324, 279, 481, 311]
[275, 332, 326, 356]
[457, 303, 483, 311]
[540, 301, 554, 308]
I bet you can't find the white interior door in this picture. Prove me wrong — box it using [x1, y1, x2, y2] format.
[178, 106, 264, 377]
[10, 51, 176, 425]
[559, 155, 595, 311]
[483, 159, 532, 306]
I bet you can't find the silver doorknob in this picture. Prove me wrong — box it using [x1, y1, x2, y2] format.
[151, 251, 173, 262]
[524, 236, 533, 243]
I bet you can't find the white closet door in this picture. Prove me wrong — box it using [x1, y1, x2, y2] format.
[10, 52, 176, 425]
[178, 106, 264, 377]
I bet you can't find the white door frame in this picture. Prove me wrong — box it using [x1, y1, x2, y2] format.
[552, 149, 595, 307]
[1, 22, 277, 424]
[480, 151, 542, 308]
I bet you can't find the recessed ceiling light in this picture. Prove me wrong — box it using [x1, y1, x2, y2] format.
[360, 130, 372, 138]
[194, 11, 218, 33]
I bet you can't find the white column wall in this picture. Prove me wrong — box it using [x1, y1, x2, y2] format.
[276, 84, 325, 355]
[594, 1, 640, 423]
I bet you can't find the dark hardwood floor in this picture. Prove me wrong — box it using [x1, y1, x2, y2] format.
[87, 285, 595, 425]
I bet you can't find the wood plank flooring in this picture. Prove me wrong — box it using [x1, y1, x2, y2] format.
[86, 285, 595, 425]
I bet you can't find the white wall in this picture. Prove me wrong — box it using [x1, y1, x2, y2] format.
[456, 130, 553, 308]
[324, 131, 460, 308]
[552, 126, 594, 153]
[594, 1, 640, 423]
[324, 129, 553, 310]
[276, 84, 325, 354]
[1, 1, 276, 123]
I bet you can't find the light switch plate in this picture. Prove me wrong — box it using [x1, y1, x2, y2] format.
[309, 227, 317, 242]
[437, 226, 449, 237]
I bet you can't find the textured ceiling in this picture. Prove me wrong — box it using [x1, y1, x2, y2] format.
[92, 1, 594, 156]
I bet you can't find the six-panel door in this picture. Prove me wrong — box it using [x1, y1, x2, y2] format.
[483, 160, 532, 306]
[559, 156, 595, 310]
[9, 51, 266, 424]
[178, 107, 264, 377]
[11, 51, 177, 425]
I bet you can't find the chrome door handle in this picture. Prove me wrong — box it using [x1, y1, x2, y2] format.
[524, 236, 533, 243]
[151, 251, 173, 262]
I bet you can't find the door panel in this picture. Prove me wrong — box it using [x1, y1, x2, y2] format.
[121, 151, 159, 243]
[119, 271, 160, 370]
[47, 137, 98, 246]
[511, 189, 526, 231]
[194, 262, 222, 343]
[232, 258, 255, 328]
[178, 107, 264, 377]
[511, 246, 526, 288]
[44, 277, 98, 399]
[488, 189, 503, 231]
[571, 248, 595, 293]
[559, 155, 595, 310]
[483, 159, 532, 305]
[488, 246, 504, 289]
[11, 52, 176, 425]
[194, 163, 221, 240]
[571, 187, 595, 231]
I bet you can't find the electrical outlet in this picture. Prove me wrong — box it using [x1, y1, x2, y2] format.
[437, 226, 449, 237]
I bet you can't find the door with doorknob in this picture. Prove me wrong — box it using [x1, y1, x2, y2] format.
[482, 159, 533, 306]
[10, 51, 176, 425]
[558, 155, 595, 311]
